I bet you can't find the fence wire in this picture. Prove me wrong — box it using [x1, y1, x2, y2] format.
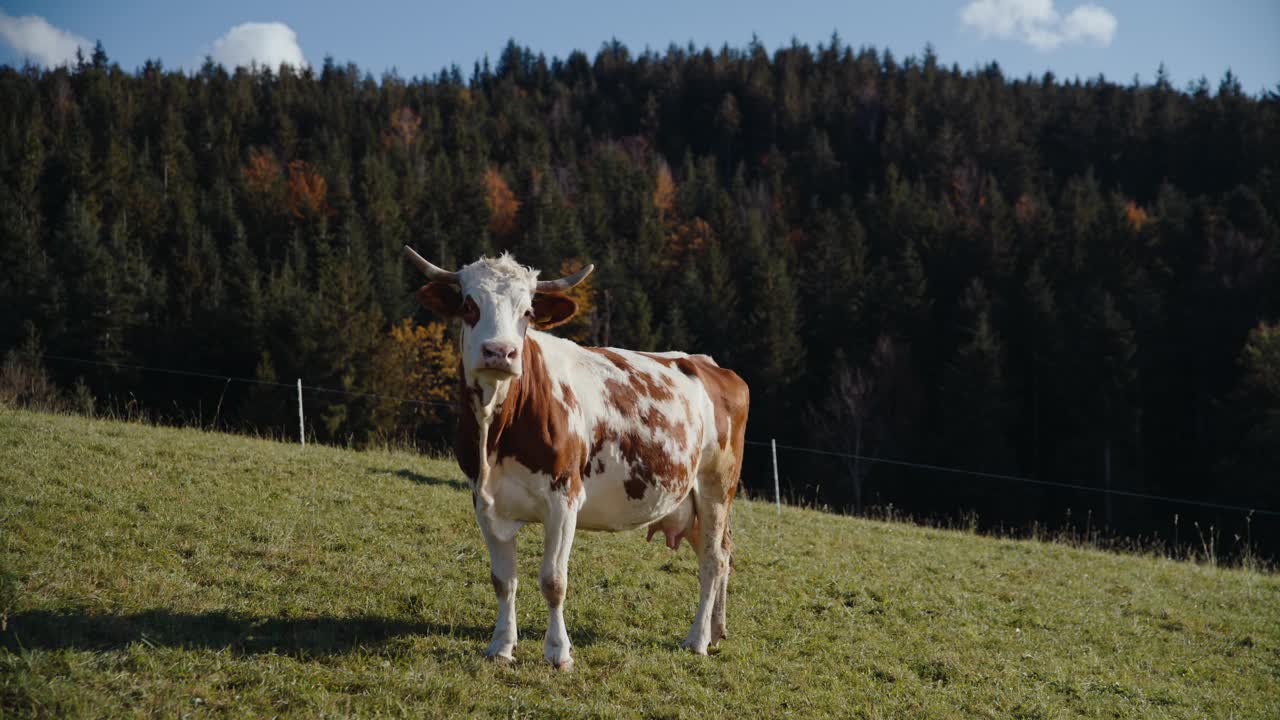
[745, 440, 1279, 518]
[13, 349, 1278, 519]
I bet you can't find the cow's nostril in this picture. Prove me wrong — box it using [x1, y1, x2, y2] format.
[481, 341, 518, 365]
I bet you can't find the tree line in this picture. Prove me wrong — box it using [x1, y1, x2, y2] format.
[1, 39, 1277, 551]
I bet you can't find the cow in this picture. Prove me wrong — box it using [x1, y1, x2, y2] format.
[404, 247, 749, 670]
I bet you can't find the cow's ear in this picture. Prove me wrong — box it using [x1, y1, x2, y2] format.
[417, 281, 463, 317]
[531, 292, 578, 329]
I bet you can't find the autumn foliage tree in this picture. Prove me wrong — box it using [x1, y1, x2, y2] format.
[286, 160, 331, 219]
[382, 107, 422, 151]
[484, 166, 520, 240]
[241, 147, 283, 198]
[376, 318, 459, 444]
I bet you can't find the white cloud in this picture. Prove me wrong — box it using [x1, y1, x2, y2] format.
[960, 0, 1116, 51]
[0, 10, 91, 67]
[207, 22, 306, 70]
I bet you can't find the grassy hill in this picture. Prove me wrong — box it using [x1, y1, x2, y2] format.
[1, 407, 1277, 718]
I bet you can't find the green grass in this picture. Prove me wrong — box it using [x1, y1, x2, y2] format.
[1, 407, 1278, 718]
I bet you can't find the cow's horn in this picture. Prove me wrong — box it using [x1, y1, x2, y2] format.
[403, 245, 458, 282]
[536, 264, 594, 293]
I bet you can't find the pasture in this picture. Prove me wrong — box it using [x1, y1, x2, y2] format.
[1, 407, 1277, 718]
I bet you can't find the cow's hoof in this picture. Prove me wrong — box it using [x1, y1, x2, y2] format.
[680, 639, 710, 656]
[545, 644, 574, 671]
[484, 652, 516, 664]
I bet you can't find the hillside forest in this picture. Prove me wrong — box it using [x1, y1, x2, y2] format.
[1, 39, 1277, 552]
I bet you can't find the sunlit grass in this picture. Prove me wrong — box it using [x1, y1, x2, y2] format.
[1, 406, 1277, 718]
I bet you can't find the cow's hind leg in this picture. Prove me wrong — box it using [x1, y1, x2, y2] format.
[710, 527, 732, 644]
[475, 504, 520, 662]
[682, 484, 731, 655]
[540, 499, 578, 670]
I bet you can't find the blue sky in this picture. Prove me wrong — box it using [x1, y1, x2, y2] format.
[1, 0, 1276, 94]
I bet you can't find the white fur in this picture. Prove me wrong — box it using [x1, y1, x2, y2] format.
[456, 254, 539, 378]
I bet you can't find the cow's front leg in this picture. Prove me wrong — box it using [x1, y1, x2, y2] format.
[540, 498, 578, 670]
[475, 502, 521, 662]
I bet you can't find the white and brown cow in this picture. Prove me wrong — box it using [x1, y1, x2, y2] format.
[405, 247, 749, 669]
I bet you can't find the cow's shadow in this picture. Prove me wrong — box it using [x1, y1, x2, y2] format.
[1, 608, 488, 657]
[3, 608, 602, 657]
[374, 467, 468, 490]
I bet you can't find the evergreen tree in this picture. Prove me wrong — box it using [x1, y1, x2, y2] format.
[938, 279, 1013, 474]
[0, 40, 1275, 547]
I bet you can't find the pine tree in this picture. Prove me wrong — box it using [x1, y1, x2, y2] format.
[0, 192, 63, 349]
[52, 193, 115, 361]
[304, 219, 386, 444]
[736, 210, 805, 424]
[938, 279, 1013, 474]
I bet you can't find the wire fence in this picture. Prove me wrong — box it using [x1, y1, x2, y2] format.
[743, 439, 1280, 519]
[12, 348, 1279, 521]
[28, 351, 453, 408]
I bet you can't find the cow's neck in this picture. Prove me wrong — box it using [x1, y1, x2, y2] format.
[466, 370, 513, 423]
[456, 333, 557, 485]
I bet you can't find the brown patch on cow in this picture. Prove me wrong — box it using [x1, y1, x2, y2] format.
[559, 382, 578, 411]
[623, 476, 647, 499]
[540, 574, 566, 607]
[640, 353, 748, 453]
[454, 336, 584, 500]
[491, 573, 506, 597]
[588, 348, 675, 402]
[583, 421, 609, 480]
[643, 405, 670, 432]
[671, 420, 689, 449]
[618, 428, 691, 495]
[586, 418, 689, 500]
[602, 377, 640, 415]
[591, 347, 633, 374]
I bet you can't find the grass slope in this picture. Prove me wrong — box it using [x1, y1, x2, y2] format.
[1, 407, 1277, 718]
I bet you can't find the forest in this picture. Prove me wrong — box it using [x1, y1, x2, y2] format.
[1, 38, 1277, 552]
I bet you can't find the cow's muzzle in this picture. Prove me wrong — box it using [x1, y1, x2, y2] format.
[479, 340, 520, 375]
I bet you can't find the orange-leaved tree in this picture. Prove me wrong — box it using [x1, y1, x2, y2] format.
[662, 217, 713, 272]
[286, 160, 331, 219]
[484, 166, 520, 240]
[382, 107, 422, 151]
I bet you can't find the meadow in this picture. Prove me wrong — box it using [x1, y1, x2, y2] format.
[1, 407, 1277, 718]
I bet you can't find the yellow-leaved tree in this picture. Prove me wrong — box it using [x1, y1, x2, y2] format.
[374, 319, 458, 445]
[653, 160, 676, 221]
[554, 259, 596, 345]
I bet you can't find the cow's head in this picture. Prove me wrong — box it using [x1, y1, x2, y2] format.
[405, 246, 592, 381]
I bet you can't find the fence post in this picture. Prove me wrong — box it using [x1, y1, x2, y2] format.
[772, 438, 780, 515]
[297, 379, 305, 448]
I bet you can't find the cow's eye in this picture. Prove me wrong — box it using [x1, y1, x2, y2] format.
[461, 297, 480, 326]
[524, 309, 534, 319]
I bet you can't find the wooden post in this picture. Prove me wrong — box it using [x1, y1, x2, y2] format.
[297, 379, 305, 448]
[772, 438, 780, 515]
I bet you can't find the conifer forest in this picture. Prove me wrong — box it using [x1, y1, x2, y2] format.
[2, 40, 1277, 552]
